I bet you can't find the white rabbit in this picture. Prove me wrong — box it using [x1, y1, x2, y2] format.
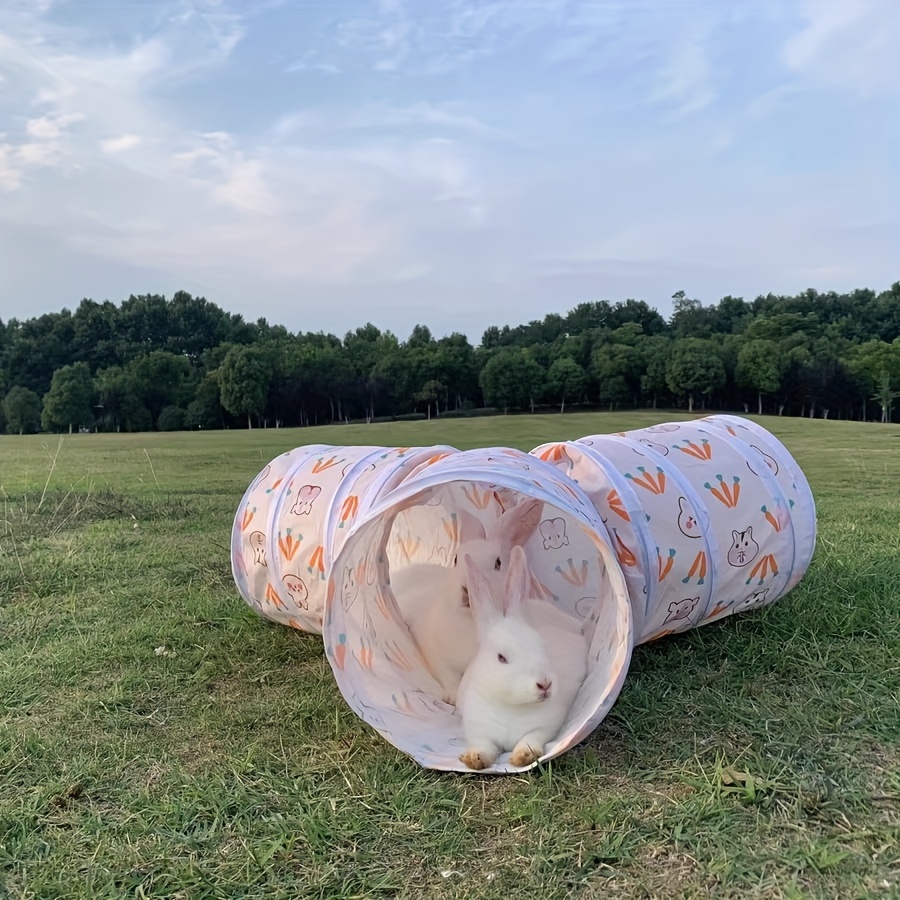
[456, 545, 589, 771]
[390, 498, 543, 705]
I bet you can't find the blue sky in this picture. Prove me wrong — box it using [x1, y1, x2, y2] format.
[0, 0, 897, 342]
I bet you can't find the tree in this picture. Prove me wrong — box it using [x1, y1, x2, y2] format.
[158, 405, 188, 431]
[127, 351, 195, 429]
[432, 333, 479, 412]
[186, 373, 226, 429]
[670, 292, 714, 338]
[95, 365, 151, 432]
[871, 371, 899, 424]
[3, 386, 42, 434]
[665, 339, 726, 413]
[546, 356, 586, 413]
[847, 338, 900, 421]
[72, 298, 122, 372]
[414, 379, 444, 418]
[640, 336, 672, 408]
[479, 348, 543, 413]
[4, 311, 76, 397]
[42, 362, 95, 433]
[591, 341, 643, 408]
[736, 339, 783, 415]
[218, 346, 272, 428]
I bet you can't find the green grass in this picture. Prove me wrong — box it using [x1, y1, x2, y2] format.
[1, 411, 898, 899]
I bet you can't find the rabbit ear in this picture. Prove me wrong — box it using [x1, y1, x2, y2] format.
[457, 509, 486, 543]
[500, 498, 543, 548]
[463, 553, 501, 632]
[502, 545, 530, 617]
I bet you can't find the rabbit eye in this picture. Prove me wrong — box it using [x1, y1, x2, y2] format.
[497, 653, 508, 664]
[494, 557, 502, 570]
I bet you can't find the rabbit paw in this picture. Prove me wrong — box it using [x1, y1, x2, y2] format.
[459, 750, 493, 770]
[510, 743, 540, 767]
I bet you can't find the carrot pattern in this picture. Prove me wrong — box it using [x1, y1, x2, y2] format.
[657, 548, 676, 581]
[682, 550, 708, 585]
[278, 531, 301, 561]
[311, 455, 343, 474]
[704, 474, 741, 508]
[625, 466, 667, 495]
[607, 489, 631, 521]
[677, 438, 713, 460]
[555, 558, 589, 587]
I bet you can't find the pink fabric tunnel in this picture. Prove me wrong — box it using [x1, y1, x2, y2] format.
[231, 415, 816, 773]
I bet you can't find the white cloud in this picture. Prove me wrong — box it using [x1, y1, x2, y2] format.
[783, 0, 899, 96]
[100, 134, 142, 154]
[647, 37, 715, 116]
[25, 113, 84, 140]
[270, 102, 506, 142]
[0, 145, 23, 191]
[0, 0, 896, 341]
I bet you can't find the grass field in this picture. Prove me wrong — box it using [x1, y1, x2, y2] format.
[1, 411, 898, 899]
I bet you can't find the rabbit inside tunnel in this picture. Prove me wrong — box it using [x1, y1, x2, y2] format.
[234, 416, 814, 773]
[333, 480, 629, 772]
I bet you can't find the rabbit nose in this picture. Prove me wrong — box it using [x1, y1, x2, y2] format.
[537, 680, 552, 695]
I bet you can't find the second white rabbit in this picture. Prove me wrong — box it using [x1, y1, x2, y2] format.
[456, 545, 589, 770]
[390, 498, 543, 705]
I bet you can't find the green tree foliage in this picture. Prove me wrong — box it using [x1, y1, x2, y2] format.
[218, 346, 273, 428]
[186, 374, 226, 430]
[640, 335, 672, 409]
[3, 386, 42, 434]
[95, 365, 151, 432]
[871, 372, 899, 424]
[736, 339, 784, 415]
[0, 284, 897, 429]
[158, 405, 188, 431]
[41, 362, 95, 433]
[479, 348, 544, 413]
[547, 356, 586, 413]
[127, 351, 195, 429]
[666, 338, 726, 413]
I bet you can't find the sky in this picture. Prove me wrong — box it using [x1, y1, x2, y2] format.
[0, 0, 897, 343]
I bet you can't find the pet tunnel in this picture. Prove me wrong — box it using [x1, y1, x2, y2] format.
[230, 415, 816, 774]
[532, 414, 817, 644]
[231, 443, 458, 633]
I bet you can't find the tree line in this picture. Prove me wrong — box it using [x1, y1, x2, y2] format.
[1, 284, 898, 435]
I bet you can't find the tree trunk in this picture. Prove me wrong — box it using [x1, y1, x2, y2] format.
[823, 408, 829, 420]
[688, 394, 694, 413]
[246, 411, 252, 429]
[808, 403, 815, 419]
[757, 391, 763, 416]
[560, 396, 565, 414]
[778, 403, 784, 416]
